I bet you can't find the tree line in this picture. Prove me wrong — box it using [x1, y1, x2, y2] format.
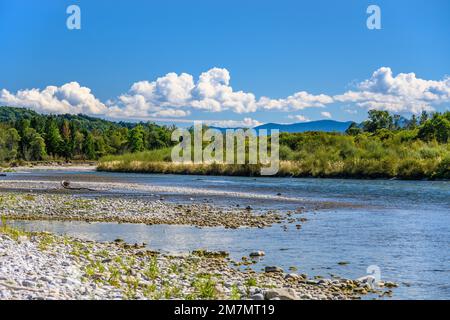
[346, 109, 450, 143]
[0, 107, 175, 162]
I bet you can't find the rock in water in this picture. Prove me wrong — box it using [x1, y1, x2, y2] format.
[264, 266, 284, 273]
[249, 251, 265, 257]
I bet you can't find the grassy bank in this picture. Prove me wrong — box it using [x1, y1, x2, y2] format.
[98, 132, 450, 180]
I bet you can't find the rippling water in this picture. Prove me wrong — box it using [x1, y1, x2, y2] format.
[5, 169, 450, 299]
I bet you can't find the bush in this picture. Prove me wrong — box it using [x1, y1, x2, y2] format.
[397, 159, 426, 180]
[434, 156, 450, 179]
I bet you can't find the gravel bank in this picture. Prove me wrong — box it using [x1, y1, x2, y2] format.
[0, 192, 294, 228]
[0, 230, 395, 300]
[0, 178, 307, 202]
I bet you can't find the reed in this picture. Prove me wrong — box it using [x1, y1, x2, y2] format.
[97, 131, 450, 180]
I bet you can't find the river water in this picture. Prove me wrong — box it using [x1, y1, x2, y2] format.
[5, 169, 450, 299]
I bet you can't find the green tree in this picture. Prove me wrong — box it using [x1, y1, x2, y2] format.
[419, 111, 429, 125]
[0, 127, 21, 161]
[418, 113, 450, 143]
[129, 125, 145, 152]
[407, 114, 418, 130]
[84, 133, 96, 159]
[5, 128, 21, 160]
[345, 122, 362, 136]
[60, 120, 72, 159]
[108, 128, 128, 154]
[28, 133, 47, 161]
[45, 119, 63, 157]
[72, 131, 85, 158]
[22, 128, 46, 161]
[362, 110, 394, 132]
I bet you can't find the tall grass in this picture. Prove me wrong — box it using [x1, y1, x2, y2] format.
[98, 132, 450, 180]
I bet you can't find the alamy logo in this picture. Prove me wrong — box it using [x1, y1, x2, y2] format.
[66, 5, 81, 30]
[367, 5, 381, 30]
[171, 122, 280, 176]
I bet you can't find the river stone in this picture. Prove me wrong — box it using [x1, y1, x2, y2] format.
[249, 251, 265, 257]
[21, 280, 35, 288]
[384, 281, 398, 288]
[250, 293, 264, 300]
[284, 273, 301, 281]
[265, 266, 283, 273]
[264, 288, 298, 300]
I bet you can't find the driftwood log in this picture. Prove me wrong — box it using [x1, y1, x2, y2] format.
[61, 180, 97, 192]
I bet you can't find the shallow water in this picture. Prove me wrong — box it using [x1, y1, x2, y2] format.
[4, 169, 450, 299]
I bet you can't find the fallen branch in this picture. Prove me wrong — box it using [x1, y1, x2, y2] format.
[61, 180, 98, 192]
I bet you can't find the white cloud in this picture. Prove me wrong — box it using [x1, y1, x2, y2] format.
[2, 67, 449, 121]
[0, 82, 107, 115]
[108, 68, 258, 116]
[207, 117, 262, 128]
[258, 91, 333, 111]
[111, 67, 333, 116]
[129, 72, 195, 106]
[151, 109, 190, 118]
[321, 111, 332, 118]
[334, 67, 450, 114]
[288, 114, 310, 122]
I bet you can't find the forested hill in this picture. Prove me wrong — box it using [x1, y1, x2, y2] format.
[0, 106, 175, 162]
[0, 106, 125, 131]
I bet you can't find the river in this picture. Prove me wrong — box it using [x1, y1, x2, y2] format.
[4, 168, 450, 299]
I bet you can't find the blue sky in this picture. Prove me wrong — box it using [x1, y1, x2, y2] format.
[1, 0, 449, 127]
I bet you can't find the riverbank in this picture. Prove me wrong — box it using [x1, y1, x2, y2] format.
[0, 223, 395, 300]
[1, 161, 96, 170]
[97, 158, 450, 180]
[1, 167, 448, 299]
[0, 171, 365, 228]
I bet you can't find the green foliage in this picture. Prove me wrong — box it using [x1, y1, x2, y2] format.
[129, 125, 145, 153]
[0, 127, 20, 161]
[362, 110, 394, 132]
[191, 274, 218, 299]
[2, 106, 449, 180]
[0, 106, 175, 162]
[99, 110, 450, 180]
[144, 256, 159, 280]
[0, 216, 28, 241]
[418, 112, 450, 143]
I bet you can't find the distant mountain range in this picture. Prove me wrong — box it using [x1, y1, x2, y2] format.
[211, 120, 354, 133]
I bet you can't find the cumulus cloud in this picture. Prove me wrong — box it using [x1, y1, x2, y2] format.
[110, 68, 257, 116]
[110, 68, 334, 117]
[2, 67, 449, 121]
[258, 91, 333, 111]
[0, 82, 107, 115]
[334, 67, 450, 114]
[151, 109, 190, 118]
[321, 111, 332, 118]
[206, 117, 262, 128]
